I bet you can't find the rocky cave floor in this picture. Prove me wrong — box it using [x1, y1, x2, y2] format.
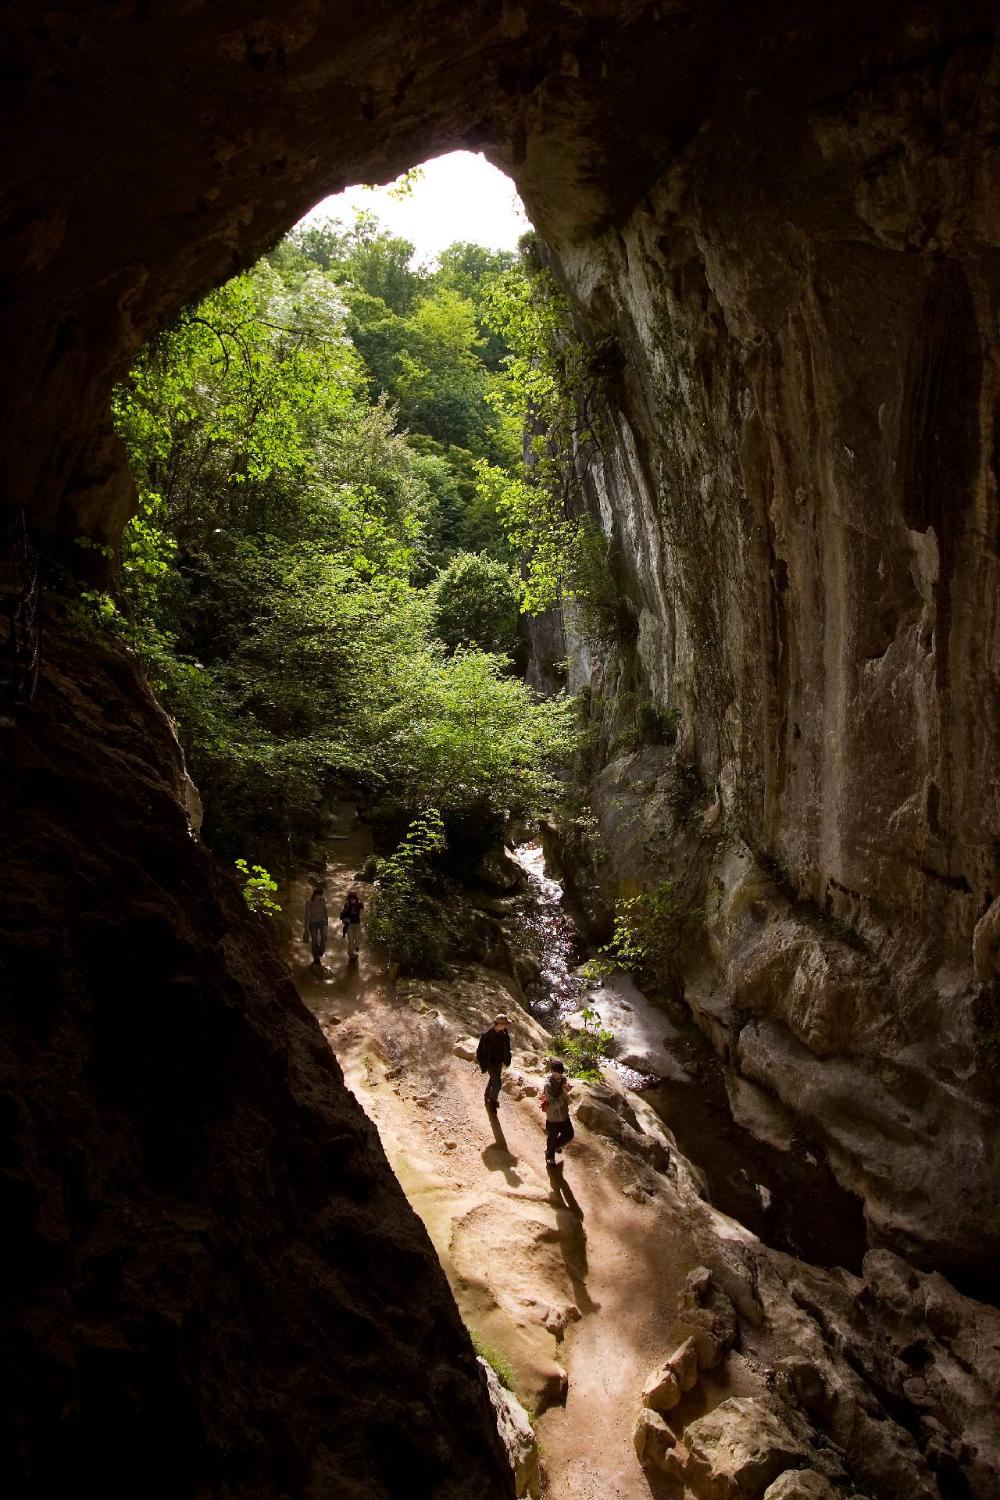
[279, 812, 1000, 1500]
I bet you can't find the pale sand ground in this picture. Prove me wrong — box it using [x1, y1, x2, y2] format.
[284, 816, 755, 1499]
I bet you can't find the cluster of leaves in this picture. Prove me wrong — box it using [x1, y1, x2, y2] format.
[586, 880, 703, 988]
[475, 254, 622, 630]
[551, 1005, 615, 1083]
[100, 219, 580, 872]
[235, 859, 282, 916]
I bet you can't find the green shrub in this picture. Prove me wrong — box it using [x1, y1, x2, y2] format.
[637, 701, 680, 745]
[586, 880, 702, 987]
[367, 808, 448, 974]
[611, 699, 681, 756]
[551, 1006, 614, 1082]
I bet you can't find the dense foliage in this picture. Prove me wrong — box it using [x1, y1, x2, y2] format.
[104, 214, 582, 892]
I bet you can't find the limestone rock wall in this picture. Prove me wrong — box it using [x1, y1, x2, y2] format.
[540, 19, 1000, 1276]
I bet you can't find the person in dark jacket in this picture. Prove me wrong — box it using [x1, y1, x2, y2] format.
[341, 890, 364, 961]
[476, 1013, 511, 1113]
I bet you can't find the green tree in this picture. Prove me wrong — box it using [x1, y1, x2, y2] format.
[431, 552, 521, 656]
[107, 225, 579, 866]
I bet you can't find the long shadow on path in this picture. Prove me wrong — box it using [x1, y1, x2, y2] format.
[547, 1163, 600, 1315]
[481, 1110, 524, 1188]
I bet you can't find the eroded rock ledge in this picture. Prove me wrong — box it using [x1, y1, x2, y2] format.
[0, 617, 512, 1497]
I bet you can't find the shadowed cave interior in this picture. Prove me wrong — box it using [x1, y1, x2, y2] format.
[3, 4, 1000, 1498]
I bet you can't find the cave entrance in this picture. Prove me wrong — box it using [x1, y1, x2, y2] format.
[107, 149, 557, 870]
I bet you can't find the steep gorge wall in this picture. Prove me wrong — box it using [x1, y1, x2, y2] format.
[543, 22, 1000, 1277]
[1, 614, 512, 1496]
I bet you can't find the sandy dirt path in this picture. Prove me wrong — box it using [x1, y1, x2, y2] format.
[283, 813, 753, 1499]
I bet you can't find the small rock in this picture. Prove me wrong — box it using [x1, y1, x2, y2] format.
[634, 1408, 675, 1471]
[687, 1265, 714, 1298]
[763, 1471, 845, 1500]
[536, 1365, 568, 1412]
[453, 1037, 478, 1062]
[444, 1140, 457, 1151]
[667, 1336, 700, 1394]
[774, 1357, 827, 1413]
[642, 1363, 681, 1412]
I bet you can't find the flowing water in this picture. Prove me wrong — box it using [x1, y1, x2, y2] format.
[511, 842, 869, 1273]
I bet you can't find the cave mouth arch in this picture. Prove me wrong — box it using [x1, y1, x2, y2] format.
[6, 4, 1000, 1494]
[2, 0, 720, 546]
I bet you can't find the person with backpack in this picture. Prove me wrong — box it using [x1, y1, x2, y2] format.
[303, 886, 328, 967]
[341, 889, 364, 961]
[476, 1013, 511, 1113]
[541, 1059, 574, 1164]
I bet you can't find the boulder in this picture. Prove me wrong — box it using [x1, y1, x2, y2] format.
[478, 1358, 542, 1499]
[673, 1267, 737, 1370]
[673, 1396, 819, 1500]
[576, 1098, 671, 1173]
[763, 1472, 847, 1500]
[634, 1408, 676, 1471]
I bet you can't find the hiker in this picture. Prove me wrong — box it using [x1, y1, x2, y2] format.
[341, 889, 364, 961]
[303, 886, 328, 967]
[541, 1059, 574, 1164]
[476, 1012, 512, 1113]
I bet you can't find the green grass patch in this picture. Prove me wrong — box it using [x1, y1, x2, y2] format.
[470, 1329, 517, 1392]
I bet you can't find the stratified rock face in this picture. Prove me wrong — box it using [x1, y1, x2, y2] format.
[538, 13, 1000, 1277]
[0, 617, 513, 1498]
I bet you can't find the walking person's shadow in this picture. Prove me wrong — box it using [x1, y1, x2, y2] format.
[546, 1162, 600, 1314]
[481, 1111, 523, 1188]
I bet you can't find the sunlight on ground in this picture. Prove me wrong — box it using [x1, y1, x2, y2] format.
[300, 150, 530, 263]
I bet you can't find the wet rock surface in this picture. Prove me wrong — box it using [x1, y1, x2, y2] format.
[511, 846, 867, 1274]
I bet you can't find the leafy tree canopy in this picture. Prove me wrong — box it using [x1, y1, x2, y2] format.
[101, 214, 584, 879]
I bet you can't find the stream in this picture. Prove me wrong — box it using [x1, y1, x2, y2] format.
[511, 842, 869, 1273]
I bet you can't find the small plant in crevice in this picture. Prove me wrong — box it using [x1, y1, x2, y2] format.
[235, 858, 282, 915]
[585, 879, 704, 989]
[665, 761, 704, 825]
[469, 1329, 517, 1393]
[551, 1005, 615, 1082]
